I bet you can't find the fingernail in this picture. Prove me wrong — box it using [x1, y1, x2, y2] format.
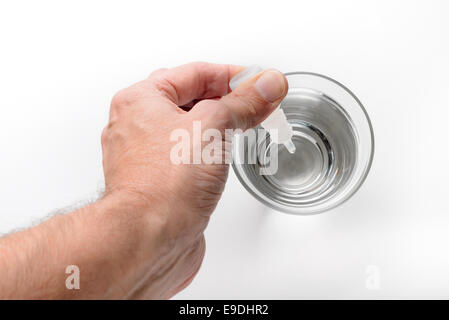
[254, 70, 286, 103]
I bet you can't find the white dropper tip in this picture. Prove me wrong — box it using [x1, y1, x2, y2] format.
[284, 139, 296, 154]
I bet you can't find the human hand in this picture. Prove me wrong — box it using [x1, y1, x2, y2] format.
[0, 62, 287, 300]
[101, 62, 288, 298]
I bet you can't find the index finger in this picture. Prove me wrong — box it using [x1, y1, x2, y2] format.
[146, 62, 244, 106]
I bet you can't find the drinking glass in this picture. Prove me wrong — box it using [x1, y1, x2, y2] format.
[232, 72, 374, 214]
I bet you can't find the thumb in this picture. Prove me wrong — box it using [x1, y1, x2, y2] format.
[217, 69, 288, 130]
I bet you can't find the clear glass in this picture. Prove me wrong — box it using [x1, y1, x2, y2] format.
[232, 72, 374, 215]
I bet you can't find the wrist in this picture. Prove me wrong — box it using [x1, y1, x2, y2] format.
[81, 189, 167, 252]
[67, 191, 167, 298]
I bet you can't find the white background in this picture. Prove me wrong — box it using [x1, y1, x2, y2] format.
[1, 0, 448, 299]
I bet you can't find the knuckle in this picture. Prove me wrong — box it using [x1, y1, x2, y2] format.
[242, 96, 260, 119]
[110, 88, 136, 112]
[145, 77, 178, 103]
[100, 127, 109, 146]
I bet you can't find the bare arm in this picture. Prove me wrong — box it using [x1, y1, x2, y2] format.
[0, 193, 169, 299]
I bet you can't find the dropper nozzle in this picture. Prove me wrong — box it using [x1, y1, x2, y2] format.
[284, 139, 296, 154]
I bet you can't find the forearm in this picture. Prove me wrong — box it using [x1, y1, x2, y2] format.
[0, 193, 163, 299]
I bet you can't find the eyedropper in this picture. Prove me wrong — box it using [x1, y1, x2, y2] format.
[229, 65, 296, 154]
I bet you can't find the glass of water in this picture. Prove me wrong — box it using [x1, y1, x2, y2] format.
[232, 72, 374, 214]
